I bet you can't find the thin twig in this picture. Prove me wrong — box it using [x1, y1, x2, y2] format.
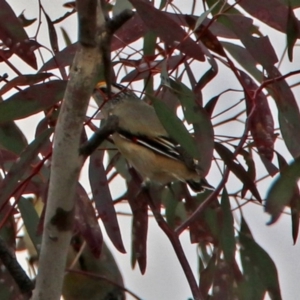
[66, 268, 143, 300]
[145, 189, 205, 300]
[0, 236, 34, 298]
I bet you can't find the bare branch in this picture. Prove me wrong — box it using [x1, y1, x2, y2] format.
[129, 169, 204, 300]
[79, 115, 119, 157]
[145, 189, 205, 300]
[0, 236, 33, 298]
[31, 0, 105, 299]
[100, 9, 135, 96]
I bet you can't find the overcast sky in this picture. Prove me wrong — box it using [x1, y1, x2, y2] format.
[6, 1, 300, 299]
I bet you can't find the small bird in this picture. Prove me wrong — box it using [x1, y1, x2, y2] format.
[93, 82, 214, 192]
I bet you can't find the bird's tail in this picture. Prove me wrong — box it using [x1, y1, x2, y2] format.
[186, 178, 215, 193]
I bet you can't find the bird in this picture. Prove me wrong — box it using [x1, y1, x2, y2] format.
[93, 81, 214, 193]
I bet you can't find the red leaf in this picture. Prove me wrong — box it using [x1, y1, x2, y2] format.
[0, 73, 54, 96]
[43, 10, 59, 53]
[0, 129, 53, 211]
[267, 66, 300, 158]
[239, 0, 300, 36]
[240, 71, 275, 160]
[0, 149, 18, 164]
[40, 43, 78, 72]
[0, 80, 67, 123]
[75, 184, 103, 258]
[129, 0, 205, 61]
[220, 14, 278, 69]
[214, 142, 262, 202]
[127, 168, 148, 274]
[89, 150, 126, 253]
[112, 13, 147, 51]
[121, 55, 184, 83]
[0, 0, 38, 68]
[0, 49, 13, 62]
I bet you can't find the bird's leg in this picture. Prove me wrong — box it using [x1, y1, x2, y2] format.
[79, 115, 119, 157]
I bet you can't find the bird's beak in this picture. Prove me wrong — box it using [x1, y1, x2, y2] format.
[95, 81, 106, 90]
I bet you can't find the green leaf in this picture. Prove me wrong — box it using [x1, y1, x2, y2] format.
[60, 27, 72, 46]
[113, 0, 133, 16]
[220, 188, 235, 264]
[169, 79, 198, 123]
[278, 97, 300, 158]
[204, 95, 220, 117]
[202, 206, 219, 241]
[265, 156, 300, 224]
[194, 2, 219, 31]
[267, 67, 300, 158]
[196, 63, 219, 91]
[288, 0, 300, 8]
[18, 197, 41, 253]
[0, 128, 53, 208]
[18, 11, 37, 27]
[0, 80, 67, 123]
[149, 94, 199, 159]
[239, 218, 282, 300]
[290, 193, 300, 244]
[159, 0, 168, 9]
[287, 4, 299, 61]
[0, 122, 27, 154]
[163, 189, 177, 229]
[163, 186, 185, 229]
[199, 252, 217, 296]
[222, 42, 263, 82]
[214, 142, 261, 202]
[275, 152, 300, 243]
[168, 79, 214, 174]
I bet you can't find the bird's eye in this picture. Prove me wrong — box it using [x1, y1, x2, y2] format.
[93, 87, 109, 101]
[99, 87, 108, 94]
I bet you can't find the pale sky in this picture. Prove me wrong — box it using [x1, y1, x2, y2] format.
[6, 1, 300, 299]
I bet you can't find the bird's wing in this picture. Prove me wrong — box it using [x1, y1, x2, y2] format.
[117, 129, 181, 161]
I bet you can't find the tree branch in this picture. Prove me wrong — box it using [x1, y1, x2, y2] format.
[31, 1, 105, 299]
[100, 9, 135, 96]
[0, 236, 33, 298]
[79, 115, 119, 157]
[143, 188, 205, 300]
